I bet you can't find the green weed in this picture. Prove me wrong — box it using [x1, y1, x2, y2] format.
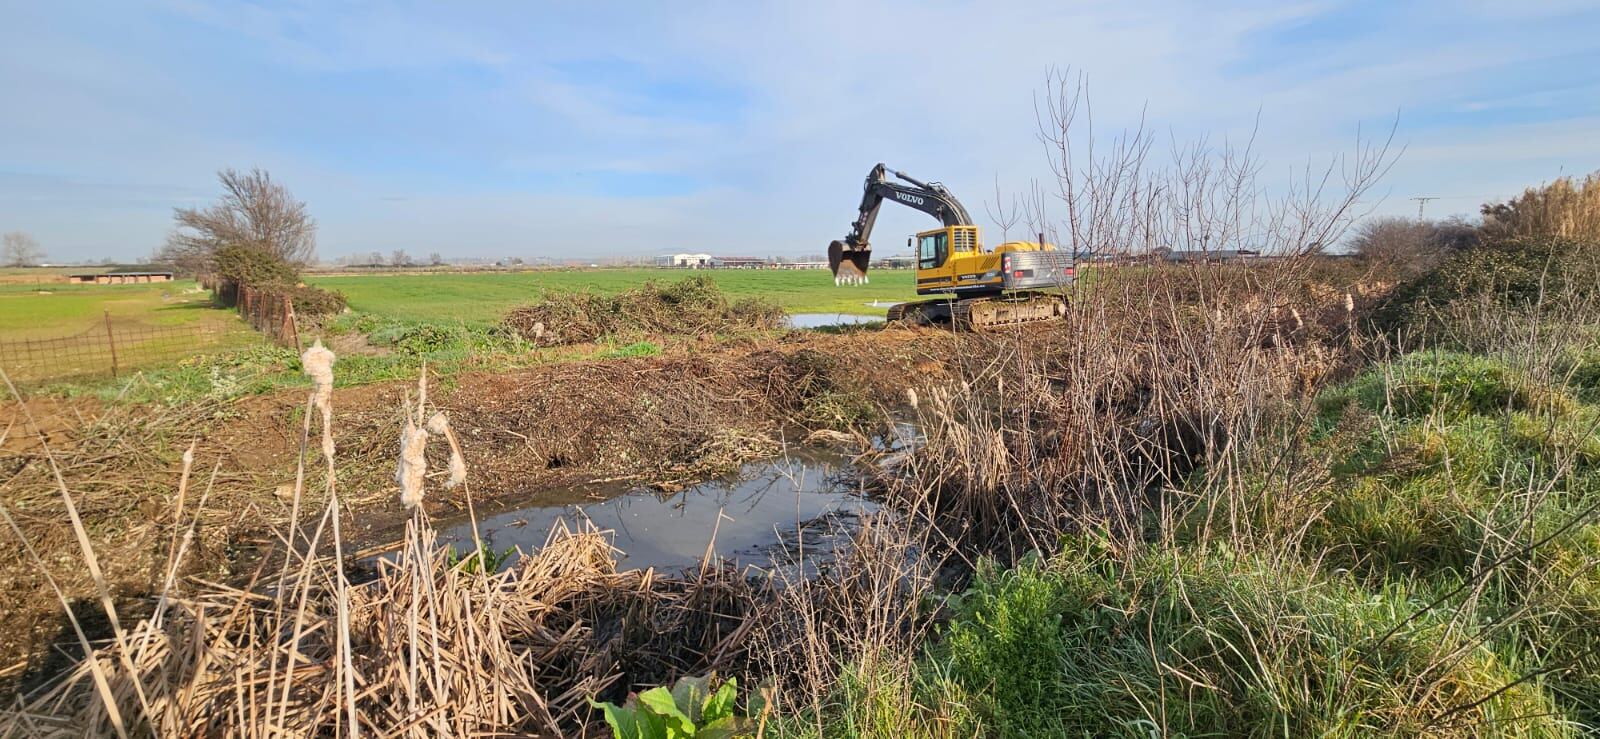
[592, 675, 747, 739]
[601, 341, 662, 359]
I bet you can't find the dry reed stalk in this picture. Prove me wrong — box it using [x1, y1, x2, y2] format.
[4, 356, 791, 735]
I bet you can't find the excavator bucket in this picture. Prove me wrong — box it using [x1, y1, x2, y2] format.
[828, 239, 871, 285]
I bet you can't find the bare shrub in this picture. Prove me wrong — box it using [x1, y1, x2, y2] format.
[160, 168, 317, 274]
[2, 231, 44, 267]
[1349, 215, 1477, 277]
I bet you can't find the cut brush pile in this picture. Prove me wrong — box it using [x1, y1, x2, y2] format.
[502, 275, 786, 347]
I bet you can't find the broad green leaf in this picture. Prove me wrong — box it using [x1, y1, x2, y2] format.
[701, 677, 737, 724]
[671, 675, 711, 722]
[591, 699, 644, 739]
[636, 704, 669, 739]
[637, 686, 695, 738]
[694, 716, 741, 739]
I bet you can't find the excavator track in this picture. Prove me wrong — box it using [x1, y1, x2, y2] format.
[888, 293, 1065, 331]
[886, 299, 951, 327]
[952, 294, 1066, 330]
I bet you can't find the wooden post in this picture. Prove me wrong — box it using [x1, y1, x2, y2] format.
[283, 295, 302, 352]
[103, 310, 119, 378]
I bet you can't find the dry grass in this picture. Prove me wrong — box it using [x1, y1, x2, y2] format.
[2, 515, 774, 736]
[0, 356, 782, 736]
[0, 327, 939, 702]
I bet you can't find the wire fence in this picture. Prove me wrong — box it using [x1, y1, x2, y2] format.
[206, 278, 303, 350]
[0, 314, 257, 387]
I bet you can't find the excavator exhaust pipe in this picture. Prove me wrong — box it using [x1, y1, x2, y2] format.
[828, 239, 871, 286]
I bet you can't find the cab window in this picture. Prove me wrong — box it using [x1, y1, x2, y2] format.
[918, 232, 948, 269]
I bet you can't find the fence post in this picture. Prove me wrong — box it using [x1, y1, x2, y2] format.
[283, 296, 302, 352]
[103, 310, 119, 378]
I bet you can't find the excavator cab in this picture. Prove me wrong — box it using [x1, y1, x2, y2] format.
[913, 225, 983, 287]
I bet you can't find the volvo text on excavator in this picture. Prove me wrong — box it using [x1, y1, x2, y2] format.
[827, 163, 1074, 329]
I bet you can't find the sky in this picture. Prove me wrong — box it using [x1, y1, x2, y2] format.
[2, 1, 1599, 263]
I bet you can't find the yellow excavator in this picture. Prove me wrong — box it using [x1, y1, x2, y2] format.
[827, 163, 1074, 329]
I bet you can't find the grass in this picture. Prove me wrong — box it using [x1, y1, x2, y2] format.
[306, 268, 918, 324]
[1300, 352, 1600, 725]
[0, 281, 242, 341]
[5, 268, 908, 391]
[31, 273, 815, 404]
[806, 344, 1600, 735]
[919, 545, 1565, 738]
[778, 331, 1600, 737]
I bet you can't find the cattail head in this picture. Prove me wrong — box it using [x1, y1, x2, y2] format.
[1344, 292, 1355, 314]
[906, 387, 919, 410]
[396, 420, 428, 508]
[301, 340, 336, 404]
[302, 340, 338, 461]
[427, 411, 468, 489]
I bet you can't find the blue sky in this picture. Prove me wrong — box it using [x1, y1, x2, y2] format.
[2, 0, 1599, 262]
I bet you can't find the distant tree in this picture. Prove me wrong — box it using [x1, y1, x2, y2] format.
[428, 252, 444, 266]
[1430, 216, 1480, 252]
[1482, 171, 1600, 242]
[2, 232, 44, 266]
[159, 168, 317, 275]
[391, 249, 411, 267]
[1349, 216, 1476, 276]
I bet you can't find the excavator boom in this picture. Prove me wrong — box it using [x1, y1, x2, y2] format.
[828, 163, 972, 284]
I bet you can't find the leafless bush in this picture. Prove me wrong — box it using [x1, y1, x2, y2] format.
[2, 231, 44, 268]
[1349, 215, 1478, 277]
[159, 168, 317, 274]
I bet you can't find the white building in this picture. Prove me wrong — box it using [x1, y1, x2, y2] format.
[655, 253, 714, 268]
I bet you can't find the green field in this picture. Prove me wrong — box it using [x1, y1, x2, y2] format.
[0, 280, 247, 340]
[307, 268, 917, 325]
[0, 268, 915, 342]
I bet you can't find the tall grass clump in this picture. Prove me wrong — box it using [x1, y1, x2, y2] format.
[930, 539, 1567, 738]
[1296, 344, 1600, 726]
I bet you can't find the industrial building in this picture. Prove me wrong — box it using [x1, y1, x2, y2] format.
[66, 271, 174, 284]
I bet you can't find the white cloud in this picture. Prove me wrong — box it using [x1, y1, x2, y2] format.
[2, 0, 1598, 260]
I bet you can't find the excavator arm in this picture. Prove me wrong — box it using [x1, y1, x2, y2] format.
[829, 163, 974, 285]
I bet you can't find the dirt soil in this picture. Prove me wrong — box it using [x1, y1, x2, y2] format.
[0, 327, 951, 690]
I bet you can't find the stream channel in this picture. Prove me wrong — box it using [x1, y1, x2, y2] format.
[435, 446, 879, 575]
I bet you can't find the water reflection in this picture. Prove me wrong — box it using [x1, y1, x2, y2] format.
[439, 449, 876, 572]
[786, 313, 885, 329]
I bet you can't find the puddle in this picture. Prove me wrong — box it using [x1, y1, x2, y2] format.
[438, 448, 877, 573]
[787, 313, 886, 329]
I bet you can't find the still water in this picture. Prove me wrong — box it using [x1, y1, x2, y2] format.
[438, 448, 876, 573]
[786, 313, 886, 329]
